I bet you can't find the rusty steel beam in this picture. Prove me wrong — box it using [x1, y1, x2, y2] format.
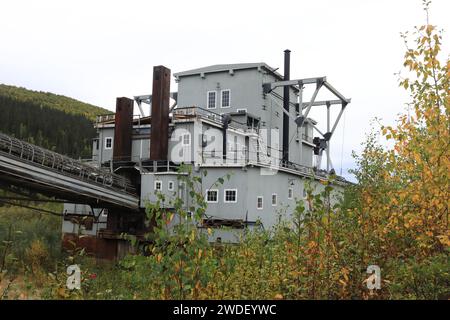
[62, 233, 119, 260]
[150, 65, 171, 161]
[113, 97, 134, 162]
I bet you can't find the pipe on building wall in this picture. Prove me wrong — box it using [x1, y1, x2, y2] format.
[150, 65, 171, 161]
[222, 114, 231, 160]
[282, 49, 290, 164]
[113, 97, 134, 162]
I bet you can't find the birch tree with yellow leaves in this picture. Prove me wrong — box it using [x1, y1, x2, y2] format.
[349, 1, 449, 298]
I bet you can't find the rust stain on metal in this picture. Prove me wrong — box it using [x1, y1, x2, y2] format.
[62, 233, 118, 260]
[150, 65, 171, 160]
[113, 97, 134, 162]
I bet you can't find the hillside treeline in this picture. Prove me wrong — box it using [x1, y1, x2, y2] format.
[0, 84, 108, 158]
[0, 84, 107, 121]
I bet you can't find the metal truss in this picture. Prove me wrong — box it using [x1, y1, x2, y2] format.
[263, 76, 351, 173]
[134, 92, 178, 116]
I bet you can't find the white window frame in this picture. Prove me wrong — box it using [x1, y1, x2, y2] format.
[168, 181, 174, 191]
[272, 193, 278, 206]
[223, 188, 237, 203]
[206, 189, 219, 203]
[220, 89, 231, 108]
[257, 196, 263, 210]
[154, 180, 162, 191]
[288, 188, 293, 200]
[182, 133, 191, 146]
[104, 137, 113, 150]
[207, 91, 217, 109]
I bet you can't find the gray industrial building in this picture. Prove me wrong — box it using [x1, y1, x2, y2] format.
[56, 51, 352, 258]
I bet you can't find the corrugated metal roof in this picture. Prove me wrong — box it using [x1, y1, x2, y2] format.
[174, 62, 283, 79]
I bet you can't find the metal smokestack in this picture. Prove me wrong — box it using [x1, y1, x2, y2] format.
[113, 97, 134, 163]
[150, 65, 171, 161]
[282, 49, 291, 164]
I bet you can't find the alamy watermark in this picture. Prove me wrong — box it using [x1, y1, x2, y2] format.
[366, 265, 381, 290]
[66, 264, 81, 290]
[169, 126, 282, 176]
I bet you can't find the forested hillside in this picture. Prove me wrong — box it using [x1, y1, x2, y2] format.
[0, 84, 109, 158]
[0, 85, 110, 298]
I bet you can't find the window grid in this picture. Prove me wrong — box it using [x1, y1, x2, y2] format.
[288, 188, 293, 199]
[168, 181, 174, 191]
[207, 91, 216, 109]
[154, 181, 162, 191]
[221, 90, 230, 108]
[206, 189, 218, 203]
[182, 133, 191, 146]
[257, 196, 263, 210]
[105, 137, 113, 150]
[224, 189, 237, 203]
[272, 193, 277, 206]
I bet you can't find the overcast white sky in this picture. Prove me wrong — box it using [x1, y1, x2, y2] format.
[1, 0, 449, 180]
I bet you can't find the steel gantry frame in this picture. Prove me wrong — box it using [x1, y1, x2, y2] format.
[134, 92, 178, 117]
[263, 76, 351, 173]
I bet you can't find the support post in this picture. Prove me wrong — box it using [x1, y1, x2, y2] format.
[298, 86, 303, 165]
[296, 81, 323, 127]
[326, 103, 331, 172]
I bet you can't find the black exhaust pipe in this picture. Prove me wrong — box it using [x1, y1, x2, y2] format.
[282, 49, 290, 164]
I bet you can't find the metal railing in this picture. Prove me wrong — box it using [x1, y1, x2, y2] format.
[0, 132, 136, 195]
[95, 113, 115, 124]
[95, 113, 149, 126]
[139, 160, 180, 173]
[173, 107, 255, 132]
